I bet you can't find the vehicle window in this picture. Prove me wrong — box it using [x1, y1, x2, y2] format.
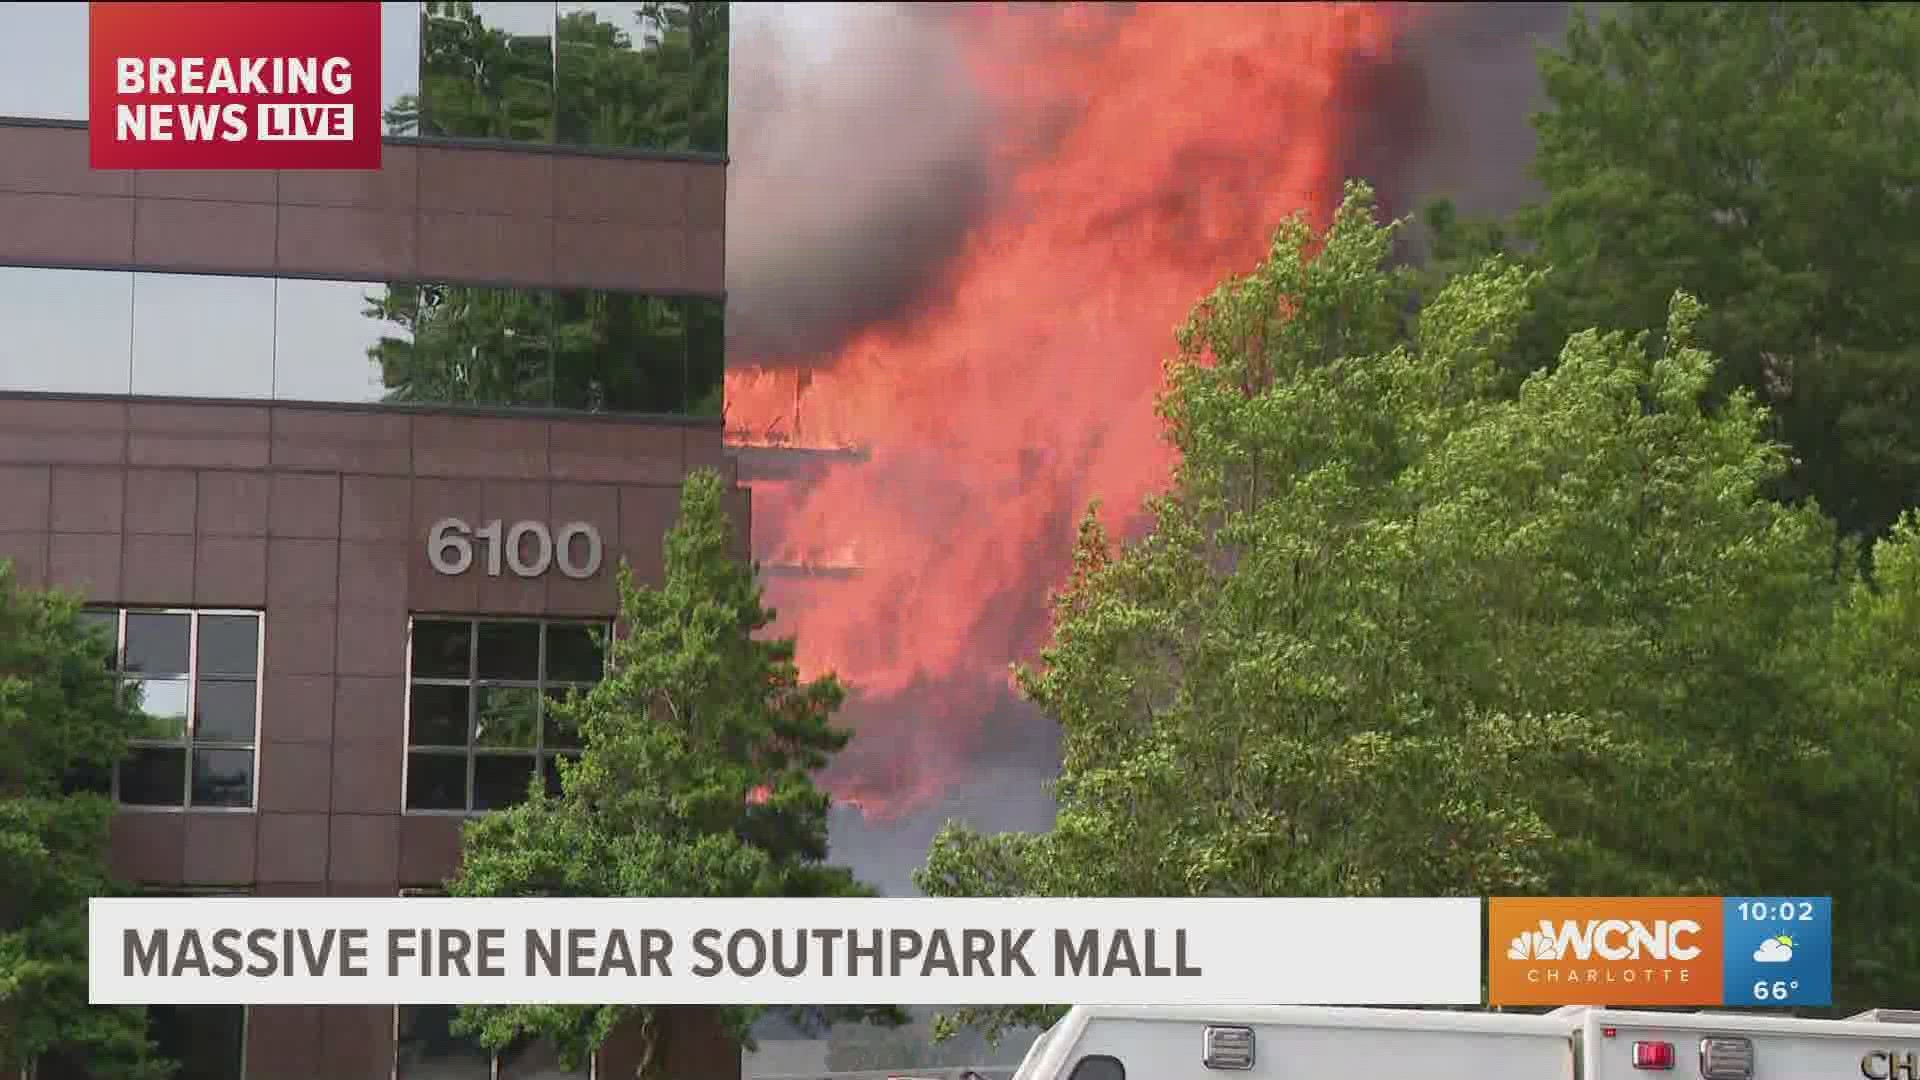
[1068, 1055, 1125, 1080]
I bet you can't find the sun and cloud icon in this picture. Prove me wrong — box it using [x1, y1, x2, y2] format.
[1753, 935, 1795, 963]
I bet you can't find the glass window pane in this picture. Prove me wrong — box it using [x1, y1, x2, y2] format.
[131, 677, 190, 739]
[541, 752, 578, 799]
[78, 609, 120, 666]
[397, 1004, 493, 1079]
[0, 2, 88, 119]
[476, 621, 540, 681]
[195, 680, 257, 742]
[0, 268, 133, 394]
[412, 620, 472, 680]
[544, 623, 603, 682]
[131, 274, 276, 399]
[63, 760, 113, 797]
[419, 1, 557, 142]
[557, 2, 727, 153]
[409, 683, 470, 748]
[120, 747, 187, 806]
[541, 688, 582, 749]
[191, 748, 254, 807]
[551, 290, 686, 415]
[473, 754, 537, 810]
[475, 686, 539, 748]
[273, 278, 396, 403]
[373, 283, 556, 408]
[197, 615, 260, 676]
[684, 295, 724, 417]
[382, 1, 424, 135]
[555, 3, 664, 149]
[149, 1003, 246, 1080]
[406, 752, 468, 811]
[499, 1033, 590, 1078]
[124, 612, 191, 675]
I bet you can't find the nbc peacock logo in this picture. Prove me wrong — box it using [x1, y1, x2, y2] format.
[1506, 927, 1563, 962]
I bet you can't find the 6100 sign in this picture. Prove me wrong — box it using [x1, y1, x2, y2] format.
[428, 518, 604, 580]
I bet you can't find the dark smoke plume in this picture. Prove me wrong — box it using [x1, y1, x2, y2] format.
[726, 3, 995, 365]
[1358, 3, 1575, 255]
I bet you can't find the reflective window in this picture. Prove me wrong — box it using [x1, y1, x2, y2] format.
[383, 1, 424, 135]
[397, 1004, 492, 1078]
[548, 291, 718, 416]
[416, 1, 558, 142]
[396, 1005, 587, 1079]
[90, 608, 262, 809]
[405, 617, 604, 813]
[0, 265, 714, 416]
[149, 1003, 246, 1080]
[0, 1, 88, 120]
[370, 282, 557, 407]
[497, 1032, 592, 1079]
[272, 277, 396, 404]
[0, 267, 133, 395]
[555, 2, 726, 153]
[131, 274, 276, 399]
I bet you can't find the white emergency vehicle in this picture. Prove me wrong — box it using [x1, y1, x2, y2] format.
[1006, 1003, 1920, 1080]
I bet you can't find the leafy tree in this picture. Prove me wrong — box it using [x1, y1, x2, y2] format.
[443, 470, 901, 1075]
[918, 184, 1920, 1034]
[1421, 2, 1920, 541]
[0, 565, 169, 1078]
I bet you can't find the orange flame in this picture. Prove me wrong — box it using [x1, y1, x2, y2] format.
[730, 3, 1415, 818]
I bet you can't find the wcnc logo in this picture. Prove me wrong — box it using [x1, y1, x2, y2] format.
[1489, 898, 1725, 1006]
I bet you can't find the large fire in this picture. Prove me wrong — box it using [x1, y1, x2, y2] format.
[727, 3, 1417, 818]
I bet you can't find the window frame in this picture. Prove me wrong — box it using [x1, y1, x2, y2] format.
[87, 606, 265, 813]
[402, 615, 609, 816]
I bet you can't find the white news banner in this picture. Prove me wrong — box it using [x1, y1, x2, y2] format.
[90, 896, 1482, 1006]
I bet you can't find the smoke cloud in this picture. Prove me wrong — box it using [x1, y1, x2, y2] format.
[726, 3, 995, 365]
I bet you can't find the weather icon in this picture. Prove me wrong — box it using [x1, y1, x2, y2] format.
[1754, 935, 1795, 963]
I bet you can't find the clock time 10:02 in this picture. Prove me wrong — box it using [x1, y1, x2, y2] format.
[1736, 900, 1817, 922]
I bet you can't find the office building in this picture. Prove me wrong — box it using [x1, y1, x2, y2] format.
[0, 3, 738, 1076]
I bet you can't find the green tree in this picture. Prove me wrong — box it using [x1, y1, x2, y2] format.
[443, 470, 900, 1075]
[918, 184, 1920, 1034]
[0, 565, 170, 1078]
[1422, 2, 1920, 541]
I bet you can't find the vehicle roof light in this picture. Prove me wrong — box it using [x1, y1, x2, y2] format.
[1202, 1025, 1254, 1070]
[1700, 1036, 1756, 1080]
[1633, 1041, 1675, 1070]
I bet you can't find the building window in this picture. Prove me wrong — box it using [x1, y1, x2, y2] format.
[147, 1004, 248, 1080]
[79, 608, 263, 809]
[396, 1004, 593, 1079]
[405, 618, 605, 813]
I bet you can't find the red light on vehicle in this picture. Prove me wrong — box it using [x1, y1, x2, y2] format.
[1633, 1041, 1676, 1070]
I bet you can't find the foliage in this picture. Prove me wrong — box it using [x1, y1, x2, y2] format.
[369, 1, 728, 417]
[0, 565, 169, 1078]
[1419, 1, 1920, 540]
[444, 471, 901, 1075]
[919, 184, 1920, 1032]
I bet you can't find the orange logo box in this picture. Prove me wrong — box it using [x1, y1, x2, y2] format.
[1489, 897, 1724, 1006]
